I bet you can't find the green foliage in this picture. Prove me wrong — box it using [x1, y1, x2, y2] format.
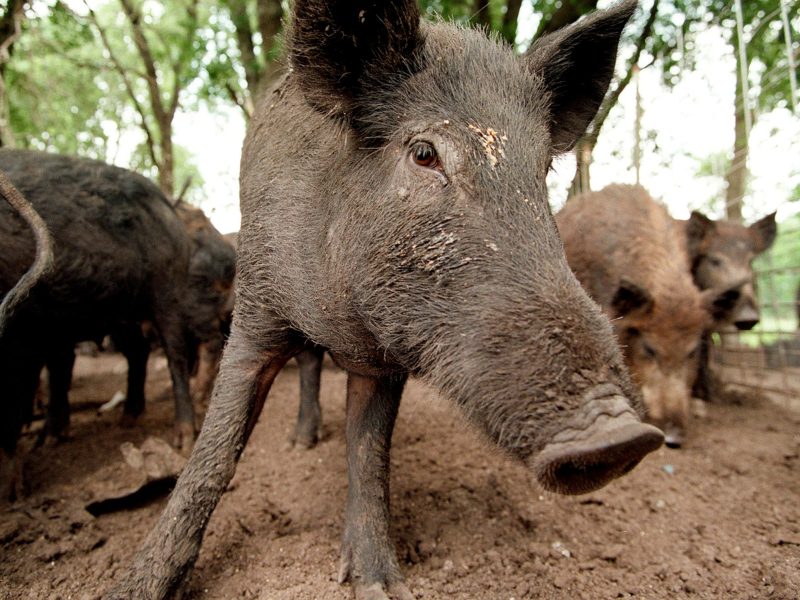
[650, 0, 799, 113]
[4, 0, 213, 198]
[7, 2, 111, 158]
[194, 3, 247, 109]
[128, 141, 205, 202]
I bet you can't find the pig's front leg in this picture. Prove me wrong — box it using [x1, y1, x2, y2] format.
[338, 371, 412, 600]
[105, 326, 292, 599]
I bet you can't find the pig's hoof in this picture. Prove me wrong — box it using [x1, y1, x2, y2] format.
[690, 398, 708, 419]
[0, 452, 24, 503]
[351, 582, 414, 600]
[35, 430, 70, 448]
[287, 431, 318, 450]
[338, 548, 412, 600]
[172, 422, 196, 455]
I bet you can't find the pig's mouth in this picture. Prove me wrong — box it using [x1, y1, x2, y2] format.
[530, 390, 664, 495]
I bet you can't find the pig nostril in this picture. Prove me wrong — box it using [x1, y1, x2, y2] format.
[553, 459, 615, 491]
[734, 319, 758, 331]
[535, 422, 664, 495]
[664, 426, 684, 449]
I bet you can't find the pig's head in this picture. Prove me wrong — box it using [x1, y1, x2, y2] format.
[288, 0, 662, 494]
[609, 277, 731, 448]
[175, 202, 237, 344]
[686, 211, 777, 330]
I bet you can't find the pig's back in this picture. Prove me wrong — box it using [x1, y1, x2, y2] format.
[556, 184, 696, 310]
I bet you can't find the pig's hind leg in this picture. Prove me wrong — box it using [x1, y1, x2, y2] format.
[338, 371, 413, 600]
[38, 344, 75, 444]
[290, 346, 324, 449]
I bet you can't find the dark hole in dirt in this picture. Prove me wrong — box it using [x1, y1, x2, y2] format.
[85, 477, 176, 517]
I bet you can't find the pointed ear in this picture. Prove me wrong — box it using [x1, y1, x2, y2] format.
[612, 277, 653, 318]
[526, 0, 637, 152]
[703, 287, 741, 323]
[685, 210, 716, 258]
[749, 212, 777, 254]
[289, 0, 421, 116]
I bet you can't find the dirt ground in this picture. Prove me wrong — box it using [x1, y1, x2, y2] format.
[1, 353, 799, 600]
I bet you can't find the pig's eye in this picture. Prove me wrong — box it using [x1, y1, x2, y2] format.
[410, 142, 439, 169]
[642, 342, 657, 359]
[706, 255, 723, 267]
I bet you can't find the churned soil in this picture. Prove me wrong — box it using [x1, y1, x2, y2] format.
[1, 353, 799, 600]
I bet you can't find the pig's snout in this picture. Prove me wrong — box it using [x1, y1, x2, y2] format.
[531, 389, 663, 495]
[734, 309, 759, 331]
[663, 424, 685, 449]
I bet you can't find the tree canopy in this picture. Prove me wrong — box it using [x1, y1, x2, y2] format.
[1, 0, 798, 224]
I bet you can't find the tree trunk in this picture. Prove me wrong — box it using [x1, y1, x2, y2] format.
[226, 0, 260, 96]
[725, 66, 748, 223]
[472, 0, 491, 29]
[0, 72, 15, 148]
[0, 0, 26, 148]
[254, 0, 283, 100]
[158, 122, 174, 198]
[569, 140, 594, 197]
[565, 0, 658, 201]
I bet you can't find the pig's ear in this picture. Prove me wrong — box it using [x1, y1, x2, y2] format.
[611, 278, 653, 318]
[685, 211, 716, 258]
[749, 212, 777, 254]
[289, 0, 421, 116]
[526, 0, 637, 152]
[703, 287, 741, 324]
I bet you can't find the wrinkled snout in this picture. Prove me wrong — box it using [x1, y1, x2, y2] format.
[663, 424, 685, 449]
[733, 302, 759, 331]
[531, 388, 663, 495]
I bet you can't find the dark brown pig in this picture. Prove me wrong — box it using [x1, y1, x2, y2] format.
[557, 184, 734, 448]
[174, 201, 237, 405]
[37, 201, 236, 441]
[108, 2, 663, 598]
[0, 149, 197, 498]
[681, 210, 776, 401]
[0, 169, 53, 500]
[683, 210, 776, 330]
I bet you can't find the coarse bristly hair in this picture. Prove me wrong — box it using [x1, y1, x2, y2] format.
[105, 3, 666, 599]
[236, 0, 644, 461]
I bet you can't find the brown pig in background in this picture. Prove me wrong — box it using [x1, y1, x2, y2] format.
[557, 184, 737, 448]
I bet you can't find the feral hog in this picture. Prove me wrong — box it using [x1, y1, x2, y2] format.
[681, 210, 776, 401]
[0, 148, 197, 500]
[557, 184, 734, 448]
[0, 169, 53, 499]
[36, 201, 236, 444]
[174, 201, 237, 405]
[683, 210, 776, 330]
[108, 2, 663, 599]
